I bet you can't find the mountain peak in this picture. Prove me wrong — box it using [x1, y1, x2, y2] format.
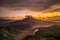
[23, 15, 37, 21]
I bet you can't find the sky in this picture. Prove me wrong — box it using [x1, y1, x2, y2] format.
[0, 0, 60, 17]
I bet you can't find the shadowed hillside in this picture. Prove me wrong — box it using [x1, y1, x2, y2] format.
[22, 25, 60, 40]
[4, 16, 52, 31]
[0, 27, 18, 40]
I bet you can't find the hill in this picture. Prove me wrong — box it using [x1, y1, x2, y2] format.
[5, 16, 52, 31]
[35, 25, 60, 36]
[22, 25, 60, 40]
[0, 27, 18, 40]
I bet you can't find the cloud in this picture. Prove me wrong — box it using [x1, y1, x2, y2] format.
[0, 0, 60, 11]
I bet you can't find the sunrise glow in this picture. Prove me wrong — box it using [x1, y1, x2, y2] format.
[33, 12, 60, 19]
[1, 12, 60, 20]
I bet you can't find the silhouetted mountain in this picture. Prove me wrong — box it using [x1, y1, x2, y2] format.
[44, 16, 60, 23]
[5, 16, 52, 31]
[0, 18, 14, 25]
[53, 8, 60, 12]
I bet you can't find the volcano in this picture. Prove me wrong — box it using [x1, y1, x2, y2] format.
[5, 16, 53, 32]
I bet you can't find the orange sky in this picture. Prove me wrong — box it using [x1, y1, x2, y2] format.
[0, 10, 60, 20]
[1, 11, 60, 18]
[0, 0, 60, 19]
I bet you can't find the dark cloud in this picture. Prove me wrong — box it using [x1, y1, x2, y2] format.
[0, 0, 60, 11]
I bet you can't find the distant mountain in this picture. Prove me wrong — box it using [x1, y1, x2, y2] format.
[52, 8, 60, 12]
[44, 16, 60, 22]
[0, 18, 14, 24]
[5, 16, 53, 31]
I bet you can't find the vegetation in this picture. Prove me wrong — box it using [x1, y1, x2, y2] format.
[0, 27, 18, 40]
[22, 25, 60, 40]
